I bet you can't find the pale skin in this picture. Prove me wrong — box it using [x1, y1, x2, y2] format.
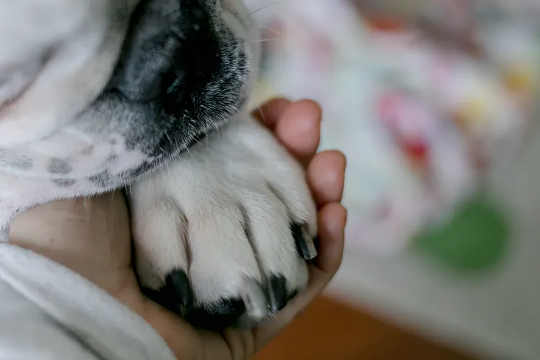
[10, 98, 347, 360]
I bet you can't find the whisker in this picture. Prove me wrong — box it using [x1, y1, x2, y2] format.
[253, 37, 281, 43]
[248, 1, 284, 16]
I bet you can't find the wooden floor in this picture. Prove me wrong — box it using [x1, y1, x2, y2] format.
[256, 297, 475, 360]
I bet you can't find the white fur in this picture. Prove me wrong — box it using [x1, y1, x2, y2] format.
[0, 0, 317, 323]
[0, 0, 138, 147]
[131, 114, 316, 320]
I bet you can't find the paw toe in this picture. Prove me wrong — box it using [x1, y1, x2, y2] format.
[142, 269, 193, 317]
[267, 274, 288, 313]
[187, 275, 297, 330]
[165, 269, 194, 313]
[187, 298, 246, 330]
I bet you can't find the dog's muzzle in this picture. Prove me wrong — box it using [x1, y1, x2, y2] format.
[107, 0, 225, 111]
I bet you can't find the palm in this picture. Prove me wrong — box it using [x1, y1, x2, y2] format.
[11, 99, 346, 360]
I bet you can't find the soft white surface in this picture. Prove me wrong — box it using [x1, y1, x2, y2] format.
[0, 244, 176, 360]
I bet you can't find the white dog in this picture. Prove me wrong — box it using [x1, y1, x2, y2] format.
[0, 0, 317, 329]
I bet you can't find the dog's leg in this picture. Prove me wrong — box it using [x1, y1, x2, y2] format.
[130, 113, 318, 329]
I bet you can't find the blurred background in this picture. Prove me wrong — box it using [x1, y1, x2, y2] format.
[244, 0, 540, 359]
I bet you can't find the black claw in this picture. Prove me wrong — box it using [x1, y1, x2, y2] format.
[287, 289, 299, 302]
[165, 269, 193, 315]
[291, 223, 318, 260]
[141, 269, 193, 317]
[309, 236, 321, 264]
[291, 222, 308, 259]
[267, 275, 288, 313]
[186, 298, 246, 331]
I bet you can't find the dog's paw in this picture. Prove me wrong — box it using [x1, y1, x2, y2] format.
[130, 117, 317, 329]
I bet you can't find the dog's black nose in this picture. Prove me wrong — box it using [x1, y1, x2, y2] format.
[108, 0, 219, 106]
[112, 34, 188, 103]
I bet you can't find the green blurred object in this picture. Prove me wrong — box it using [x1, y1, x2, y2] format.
[413, 195, 510, 271]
